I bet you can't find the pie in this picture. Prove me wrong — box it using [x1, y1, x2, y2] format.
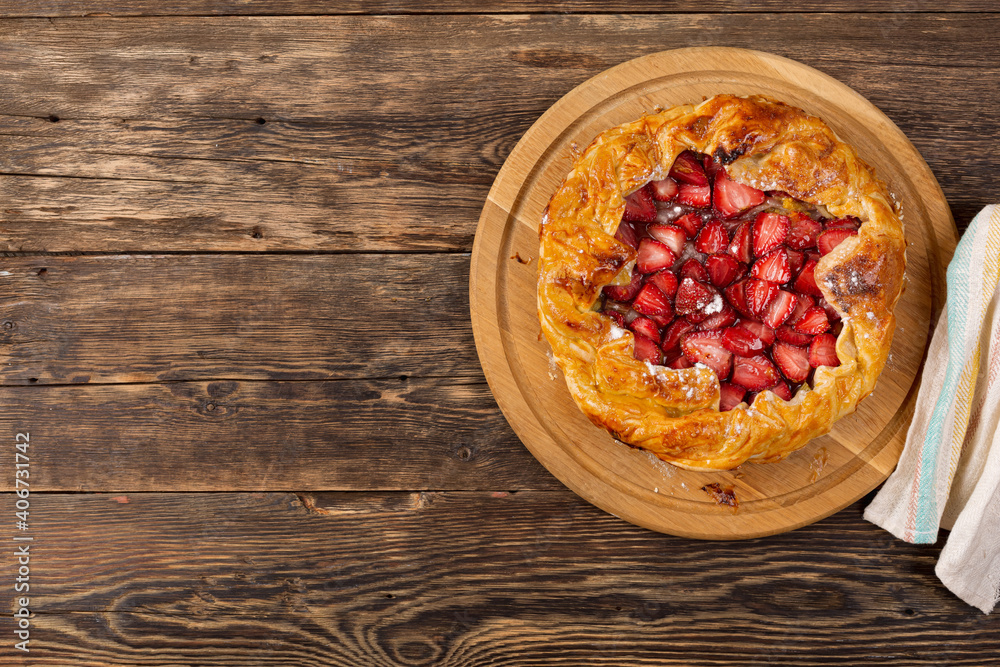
[537, 94, 905, 470]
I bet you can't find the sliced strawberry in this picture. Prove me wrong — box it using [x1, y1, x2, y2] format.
[819, 296, 841, 322]
[732, 261, 749, 283]
[697, 304, 737, 331]
[703, 154, 721, 181]
[817, 228, 858, 255]
[737, 319, 776, 346]
[614, 221, 639, 249]
[681, 330, 732, 379]
[745, 278, 778, 317]
[661, 319, 697, 354]
[786, 248, 805, 276]
[695, 219, 729, 255]
[675, 278, 717, 317]
[731, 355, 780, 391]
[623, 185, 657, 223]
[647, 270, 679, 299]
[824, 217, 860, 231]
[629, 316, 661, 344]
[719, 382, 747, 412]
[705, 253, 741, 288]
[675, 212, 704, 239]
[649, 177, 679, 202]
[632, 283, 673, 321]
[727, 222, 753, 263]
[721, 326, 766, 357]
[648, 309, 674, 329]
[752, 211, 790, 257]
[724, 279, 754, 318]
[773, 341, 810, 383]
[668, 151, 709, 186]
[750, 248, 791, 284]
[713, 167, 766, 219]
[786, 213, 823, 250]
[667, 353, 694, 369]
[793, 306, 830, 335]
[770, 381, 794, 401]
[788, 293, 814, 325]
[603, 308, 627, 327]
[676, 183, 712, 208]
[680, 258, 709, 283]
[762, 289, 796, 329]
[633, 334, 663, 365]
[793, 259, 824, 297]
[775, 325, 813, 346]
[809, 333, 840, 368]
[602, 269, 642, 302]
[636, 238, 677, 274]
[685, 309, 710, 325]
[647, 224, 686, 255]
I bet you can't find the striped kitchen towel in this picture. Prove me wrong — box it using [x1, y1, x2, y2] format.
[865, 204, 1000, 613]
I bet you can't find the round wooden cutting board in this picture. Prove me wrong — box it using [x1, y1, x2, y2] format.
[469, 47, 957, 540]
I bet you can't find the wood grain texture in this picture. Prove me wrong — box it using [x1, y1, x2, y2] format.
[5, 490, 999, 666]
[0, 115, 491, 253]
[0, 254, 479, 384]
[0, 378, 559, 492]
[0, 15, 993, 251]
[1, 1, 993, 17]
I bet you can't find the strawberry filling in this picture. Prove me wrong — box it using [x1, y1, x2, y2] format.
[602, 150, 856, 410]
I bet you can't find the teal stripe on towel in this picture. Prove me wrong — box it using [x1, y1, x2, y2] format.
[913, 211, 985, 542]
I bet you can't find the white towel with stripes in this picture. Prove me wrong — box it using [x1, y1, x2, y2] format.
[865, 204, 1000, 613]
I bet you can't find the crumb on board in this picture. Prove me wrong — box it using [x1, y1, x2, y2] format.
[701, 482, 738, 512]
[546, 350, 559, 380]
[809, 447, 829, 483]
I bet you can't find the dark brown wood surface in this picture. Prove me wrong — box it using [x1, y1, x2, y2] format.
[0, 5, 997, 665]
[18, 492, 1000, 666]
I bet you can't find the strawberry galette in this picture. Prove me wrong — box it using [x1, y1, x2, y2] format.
[537, 95, 905, 470]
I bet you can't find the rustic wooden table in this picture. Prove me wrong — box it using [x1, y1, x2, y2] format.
[2, 3, 998, 665]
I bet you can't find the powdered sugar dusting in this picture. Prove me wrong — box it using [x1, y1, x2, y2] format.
[703, 293, 724, 315]
[645, 450, 677, 479]
[645, 359, 680, 383]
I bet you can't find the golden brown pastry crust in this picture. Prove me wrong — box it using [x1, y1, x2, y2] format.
[537, 94, 906, 470]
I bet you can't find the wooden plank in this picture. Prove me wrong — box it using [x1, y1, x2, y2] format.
[0, 378, 559, 492]
[0, 15, 993, 250]
[0, 115, 491, 253]
[2, 2, 995, 17]
[4, 491, 998, 665]
[0, 254, 482, 384]
[0, 15, 989, 117]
